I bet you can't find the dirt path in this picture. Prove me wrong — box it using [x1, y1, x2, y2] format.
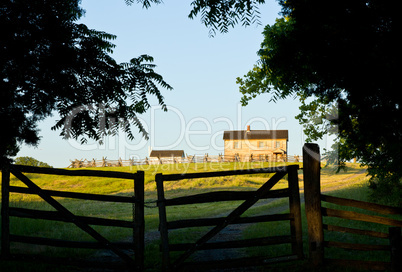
[189, 203, 291, 271]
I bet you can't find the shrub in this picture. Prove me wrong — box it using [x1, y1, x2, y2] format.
[14, 156, 52, 168]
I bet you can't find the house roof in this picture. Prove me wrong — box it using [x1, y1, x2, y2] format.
[223, 130, 288, 140]
[149, 150, 185, 158]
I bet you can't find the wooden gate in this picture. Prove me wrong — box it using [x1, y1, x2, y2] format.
[1, 164, 145, 271]
[156, 165, 303, 271]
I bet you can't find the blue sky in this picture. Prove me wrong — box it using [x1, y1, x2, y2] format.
[16, 0, 332, 167]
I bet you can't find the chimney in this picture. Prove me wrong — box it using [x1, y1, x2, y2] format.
[246, 125, 250, 133]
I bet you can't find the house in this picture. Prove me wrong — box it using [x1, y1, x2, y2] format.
[149, 150, 185, 159]
[223, 126, 289, 161]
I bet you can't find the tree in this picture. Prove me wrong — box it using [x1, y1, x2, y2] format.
[236, 1, 400, 201]
[1, 0, 172, 166]
[14, 157, 52, 168]
[126, 0, 266, 36]
[132, 1, 400, 200]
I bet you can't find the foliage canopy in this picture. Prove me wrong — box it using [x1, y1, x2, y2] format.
[236, 0, 400, 191]
[127, 0, 266, 36]
[0, 0, 172, 165]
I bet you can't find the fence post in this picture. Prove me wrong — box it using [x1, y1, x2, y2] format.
[287, 165, 304, 259]
[1, 164, 11, 258]
[303, 143, 324, 267]
[134, 171, 145, 271]
[389, 227, 401, 272]
[156, 173, 170, 271]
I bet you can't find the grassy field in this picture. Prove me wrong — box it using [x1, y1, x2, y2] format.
[0, 161, 399, 271]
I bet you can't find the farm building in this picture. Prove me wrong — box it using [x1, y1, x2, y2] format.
[223, 126, 289, 161]
[149, 150, 185, 159]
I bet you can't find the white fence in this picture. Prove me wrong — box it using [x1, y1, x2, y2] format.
[68, 154, 301, 168]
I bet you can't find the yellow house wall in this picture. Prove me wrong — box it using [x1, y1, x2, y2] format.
[224, 139, 288, 160]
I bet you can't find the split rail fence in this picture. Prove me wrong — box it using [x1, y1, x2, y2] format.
[155, 164, 303, 271]
[1, 164, 145, 271]
[68, 154, 301, 168]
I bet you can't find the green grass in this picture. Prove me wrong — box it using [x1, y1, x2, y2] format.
[1, 161, 399, 271]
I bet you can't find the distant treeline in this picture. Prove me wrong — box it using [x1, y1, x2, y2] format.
[14, 157, 52, 168]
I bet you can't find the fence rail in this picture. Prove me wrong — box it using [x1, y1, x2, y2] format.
[1, 164, 145, 271]
[320, 194, 402, 271]
[68, 154, 301, 168]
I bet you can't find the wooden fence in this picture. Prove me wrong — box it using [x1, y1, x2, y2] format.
[2, 144, 401, 271]
[1, 164, 145, 271]
[155, 164, 303, 271]
[303, 143, 402, 271]
[68, 154, 301, 168]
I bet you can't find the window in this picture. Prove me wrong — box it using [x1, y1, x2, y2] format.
[275, 141, 281, 148]
[234, 142, 241, 149]
[259, 141, 264, 148]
